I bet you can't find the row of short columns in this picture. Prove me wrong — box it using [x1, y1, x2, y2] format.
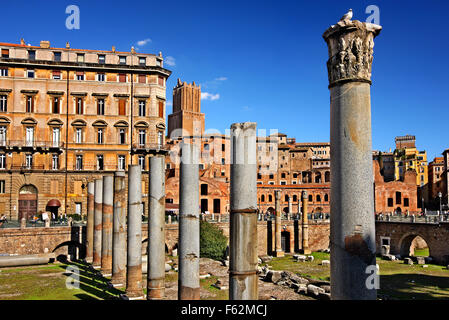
[84, 123, 259, 300]
[85, 159, 166, 299]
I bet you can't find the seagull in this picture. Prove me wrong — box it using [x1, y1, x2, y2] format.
[340, 9, 353, 21]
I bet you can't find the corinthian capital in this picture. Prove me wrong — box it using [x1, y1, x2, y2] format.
[323, 20, 382, 87]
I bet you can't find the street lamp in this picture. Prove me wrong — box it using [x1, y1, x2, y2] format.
[438, 192, 442, 213]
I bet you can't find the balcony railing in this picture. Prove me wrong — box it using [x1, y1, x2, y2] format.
[132, 143, 166, 151]
[10, 164, 45, 170]
[0, 140, 64, 148]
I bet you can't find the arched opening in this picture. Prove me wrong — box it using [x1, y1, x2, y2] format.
[395, 207, 402, 214]
[53, 241, 86, 262]
[261, 195, 265, 202]
[283, 207, 289, 214]
[314, 172, 322, 183]
[267, 207, 275, 215]
[19, 184, 38, 220]
[400, 234, 430, 258]
[325, 171, 330, 183]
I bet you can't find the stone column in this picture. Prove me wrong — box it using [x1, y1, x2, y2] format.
[178, 142, 200, 300]
[93, 179, 103, 268]
[148, 154, 166, 300]
[229, 122, 258, 300]
[111, 171, 126, 287]
[323, 19, 381, 300]
[86, 182, 95, 262]
[101, 175, 114, 276]
[126, 165, 143, 298]
[301, 191, 311, 254]
[288, 196, 293, 220]
[274, 190, 284, 257]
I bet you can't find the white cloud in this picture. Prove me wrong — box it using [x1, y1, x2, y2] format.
[166, 101, 173, 107]
[201, 92, 220, 101]
[136, 38, 151, 47]
[215, 76, 228, 81]
[165, 56, 176, 66]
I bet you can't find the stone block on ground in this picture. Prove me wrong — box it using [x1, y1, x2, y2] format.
[415, 256, 425, 265]
[295, 284, 308, 295]
[293, 254, 307, 262]
[259, 255, 272, 263]
[321, 260, 330, 266]
[307, 284, 325, 297]
[318, 292, 331, 300]
[264, 270, 282, 284]
[404, 258, 413, 265]
[306, 255, 314, 262]
[165, 263, 172, 272]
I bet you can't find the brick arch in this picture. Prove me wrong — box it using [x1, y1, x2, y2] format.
[398, 232, 431, 258]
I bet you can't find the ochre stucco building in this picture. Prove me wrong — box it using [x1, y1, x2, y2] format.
[0, 40, 171, 220]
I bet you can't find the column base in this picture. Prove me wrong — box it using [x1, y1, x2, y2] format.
[273, 250, 284, 257]
[301, 249, 311, 255]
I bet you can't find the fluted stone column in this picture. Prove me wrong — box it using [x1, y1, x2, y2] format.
[86, 182, 95, 262]
[126, 165, 143, 298]
[101, 175, 114, 276]
[323, 18, 381, 300]
[301, 191, 311, 255]
[147, 155, 166, 300]
[274, 190, 284, 257]
[178, 142, 200, 300]
[229, 122, 258, 300]
[111, 171, 126, 287]
[93, 179, 103, 268]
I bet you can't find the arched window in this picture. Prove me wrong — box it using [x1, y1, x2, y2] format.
[269, 194, 273, 202]
[324, 194, 329, 202]
[261, 194, 265, 202]
[316, 195, 321, 202]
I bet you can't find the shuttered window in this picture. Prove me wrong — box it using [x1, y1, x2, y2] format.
[158, 101, 164, 118]
[1, 49, 9, 58]
[158, 76, 164, 86]
[118, 73, 126, 82]
[138, 74, 146, 83]
[118, 99, 126, 115]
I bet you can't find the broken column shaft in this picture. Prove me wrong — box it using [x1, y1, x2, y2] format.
[111, 171, 126, 287]
[323, 19, 382, 300]
[178, 142, 200, 300]
[86, 181, 95, 262]
[301, 191, 311, 254]
[147, 154, 166, 300]
[126, 165, 143, 298]
[101, 175, 114, 276]
[229, 122, 258, 300]
[93, 179, 103, 268]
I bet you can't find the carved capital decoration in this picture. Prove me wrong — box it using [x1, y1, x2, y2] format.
[323, 20, 382, 87]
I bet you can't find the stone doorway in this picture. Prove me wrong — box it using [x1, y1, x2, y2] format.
[18, 184, 38, 220]
[281, 231, 291, 253]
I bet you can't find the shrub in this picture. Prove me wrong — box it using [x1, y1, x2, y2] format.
[200, 220, 228, 260]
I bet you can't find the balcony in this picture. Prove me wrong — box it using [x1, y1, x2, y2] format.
[10, 164, 45, 171]
[131, 143, 167, 155]
[0, 140, 64, 152]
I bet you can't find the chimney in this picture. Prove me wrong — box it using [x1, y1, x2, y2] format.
[66, 42, 70, 49]
[40, 40, 50, 48]
[112, 46, 116, 52]
[20, 38, 25, 46]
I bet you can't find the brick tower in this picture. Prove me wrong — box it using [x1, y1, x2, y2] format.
[168, 79, 205, 138]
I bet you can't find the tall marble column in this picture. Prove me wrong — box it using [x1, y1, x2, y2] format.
[323, 18, 381, 300]
[229, 122, 258, 300]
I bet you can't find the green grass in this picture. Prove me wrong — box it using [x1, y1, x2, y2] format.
[413, 248, 430, 257]
[268, 252, 331, 281]
[268, 252, 449, 299]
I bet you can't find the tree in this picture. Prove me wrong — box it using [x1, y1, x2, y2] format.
[200, 220, 228, 260]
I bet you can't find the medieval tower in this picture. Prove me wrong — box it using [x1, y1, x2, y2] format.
[167, 79, 205, 138]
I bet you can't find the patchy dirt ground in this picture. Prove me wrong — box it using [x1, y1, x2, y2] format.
[154, 257, 314, 300]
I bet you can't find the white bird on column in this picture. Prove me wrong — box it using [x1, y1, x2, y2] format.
[340, 9, 353, 21]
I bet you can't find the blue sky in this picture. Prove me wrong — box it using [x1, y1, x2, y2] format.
[2, 0, 448, 160]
